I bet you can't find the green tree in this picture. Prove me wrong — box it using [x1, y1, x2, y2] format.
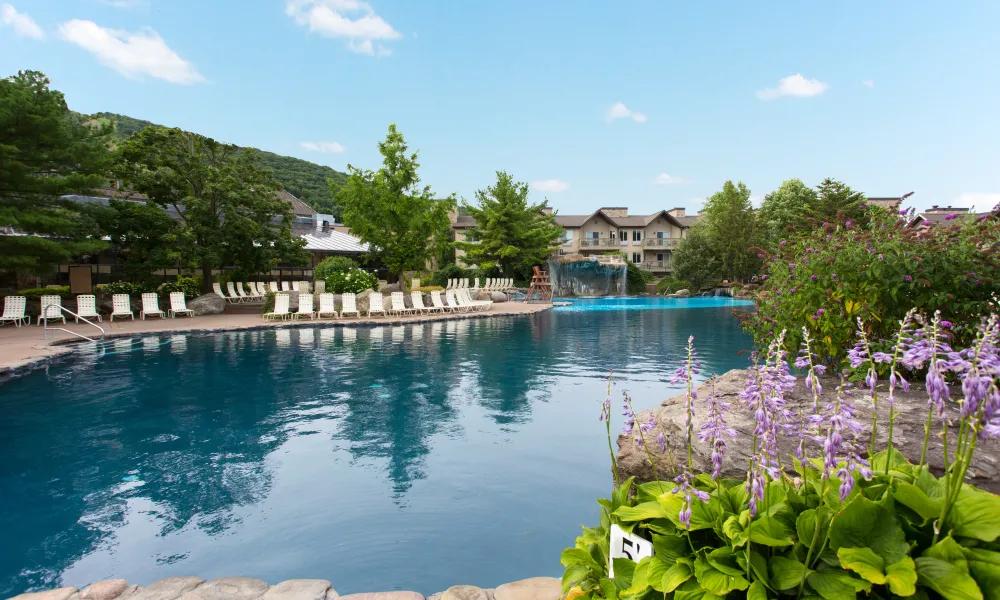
[810, 178, 867, 226]
[758, 178, 817, 241]
[103, 199, 184, 286]
[114, 126, 307, 294]
[455, 171, 563, 279]
[699, 180, 763, 282]
[673, 226, 724, 290]
[0, 70, 113, 273]
[336, 124, 455, 287]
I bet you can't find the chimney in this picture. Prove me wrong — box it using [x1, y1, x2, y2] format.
[667, 207, 686, 218]
[600, 207, 628, 218]
[541, 207, 553, 215]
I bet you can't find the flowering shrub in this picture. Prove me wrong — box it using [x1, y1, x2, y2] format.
[314, 256, 358, 282]
[326, 268, 378, 294]
[741, 208, 999, 364]
[95, 281, 154, 296]
[159, 276, 199, 298]
[560, 312, 1000, 600]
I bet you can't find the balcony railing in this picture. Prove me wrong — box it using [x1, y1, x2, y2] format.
[643, 238, 680, 249]
[638, 261, 673, 272]
[579, 238, 621, 249]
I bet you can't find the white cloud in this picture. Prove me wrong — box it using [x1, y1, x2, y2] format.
[750, 195, 764, 208]
[863, 80, 875, 88]
[606, 102, 647, 123]
[652, 173, 691, 185]
[98, 0, 149, 8]
[300, 141, 346, 153]
[950, 193, 1000, 210]
[59, 20, 204, 84]
[531, 179, 569, 193]
[286, 0, 400, 56]
[756, 73, 829, 100]
[1, 4, 44, 39]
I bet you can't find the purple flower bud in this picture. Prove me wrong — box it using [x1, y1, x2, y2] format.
[845, 221, 854, 228]
[811, 274, 818, 281]
[904, 275, 913, 282]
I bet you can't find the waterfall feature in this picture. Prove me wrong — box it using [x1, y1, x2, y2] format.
[548, 255, 627, 297]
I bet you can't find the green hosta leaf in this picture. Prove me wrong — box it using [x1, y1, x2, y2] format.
[947, 486, 1000, 542]
[769, 555, 811, 590]
[694, 553, 749, 595]
[658, 491, 721, 531]
[562, 563, 593, 593]
[746, 580, 768, 600]
[614, 501, 668, 522]
[561, 547, 602, 570]
[707, 547, 745, 577]
[621, 556, 651, 596]
[749, 515, 794, 546]
[806, 571, 871, 600]
[640, 519, 676, 535]
[651, 533, 688, 563]
[837, 546, 886, 583]
[599, 578, 620, 600]
[611, 477, 636, 513]
[885, 556, 918, 597]
[749, 551, 770, 587]
[672, 579, 723, 600]
[661, 560, 693, 593]
[828, 495, 909, 564]
[914, 557, 983, 600]
[925, 537, 970, 566]
[758, 481, 788, 515]
[636, 481, 674, 501]
[963, 548, 1000, 600]
[611, 558, 636, 585]
[796, 507, 831, 549]
[894, 482, 942, 522]
[872, 447, 911, 472]
[722, 515, 749, 547]
[646, 557, 669, 592]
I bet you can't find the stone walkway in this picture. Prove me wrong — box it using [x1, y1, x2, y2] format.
[6, 577, 561, 600]
[0, 303, 553, 382]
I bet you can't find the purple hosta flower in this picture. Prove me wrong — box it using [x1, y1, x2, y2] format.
[672, 470, 710, 529]
[698, 378, 738, 480]
[904, 275, 913, 282]
[955, 315, 1000, 426]
[903, 312, 954, 417]
[621, 391, 636, 435]
[641, 413, 656, 434]
[657, 431, 667, 453]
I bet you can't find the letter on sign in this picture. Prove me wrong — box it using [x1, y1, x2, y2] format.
[609, 524, 654, 576]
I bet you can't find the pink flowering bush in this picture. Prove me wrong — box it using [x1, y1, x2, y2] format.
[560, 316, 1000, 600]
[740, 207, 999, 365]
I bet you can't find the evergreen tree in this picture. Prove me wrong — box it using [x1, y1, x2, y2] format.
[698, 180, 763, 282]
[810, 178, 867, 226]
[114, 126, 307, 293]
[336, 124, 455, 286]
[455, 171, 563, 278]
[0, 70, 113, 273]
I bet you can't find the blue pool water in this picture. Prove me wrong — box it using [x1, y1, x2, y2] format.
[0, 298, 754, 596]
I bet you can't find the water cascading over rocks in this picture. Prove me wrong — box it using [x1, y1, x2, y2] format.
[547, 255, 627, 297]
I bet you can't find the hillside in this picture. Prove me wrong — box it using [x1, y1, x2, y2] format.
[89, 112, 347, 217]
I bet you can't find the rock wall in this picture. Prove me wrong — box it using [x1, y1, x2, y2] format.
[547, 257, 626, 297]
[616, 369, 1000, 493]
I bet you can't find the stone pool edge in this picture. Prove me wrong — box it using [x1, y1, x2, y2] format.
[0, 304, 553, 385]
[6, 576, 561, 600]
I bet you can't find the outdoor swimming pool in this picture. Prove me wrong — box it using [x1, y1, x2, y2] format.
[0, 297, 755, 596]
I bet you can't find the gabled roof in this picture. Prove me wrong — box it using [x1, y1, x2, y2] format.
[552, 208, 686, 229]
[909, 211, 990, 226]
[277, 189, 317, 217]
[298, 229, 370, 253]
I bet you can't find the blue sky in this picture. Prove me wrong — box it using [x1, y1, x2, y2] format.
[3, 1, 999, 215]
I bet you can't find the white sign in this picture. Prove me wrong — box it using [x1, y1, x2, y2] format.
[609, 524, 654, 577]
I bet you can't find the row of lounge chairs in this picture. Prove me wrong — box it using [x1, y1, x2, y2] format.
[264, 289, 492, 320]
[445, 278, 514, 292]
[213, 281, 317, 304]
[0, 292, 196, 327]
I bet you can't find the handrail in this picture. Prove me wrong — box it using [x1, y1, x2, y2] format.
[42, 304, 106, 342]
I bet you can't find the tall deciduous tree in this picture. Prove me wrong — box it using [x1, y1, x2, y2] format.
[673, 226, 724, 290]
[114, 127, 307, 293]
[698, 180, 763, 282]
[758, 178, 817, 241]
[0, 70, 113, 273]
[455, 171, 563, 278]
[102, 199, 185, 286]
[336, 124, 455, 285]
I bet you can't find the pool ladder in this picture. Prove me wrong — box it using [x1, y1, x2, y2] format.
[41, 305, 106, 343]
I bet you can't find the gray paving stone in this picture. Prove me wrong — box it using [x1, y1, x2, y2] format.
[493, 579, 560, 600]
[262, 580, 331, 600]
[130, 578, 205, 600]
[81, 580, 129, 600]
[7, 588, 78, 600]
[179, 578, 268, 600]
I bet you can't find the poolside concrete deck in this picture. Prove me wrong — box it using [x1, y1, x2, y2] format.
[0, 302, 553, 382]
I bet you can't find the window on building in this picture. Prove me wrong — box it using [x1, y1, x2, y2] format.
[656, 231, 670, 239]
[588, 231, 600, 239]
[633, 230, 642, 241]
[632, 253, 642, 263]
[618, 230, 627, 241]
[656, 253, 665, 261]
[562, 230, 575, 243]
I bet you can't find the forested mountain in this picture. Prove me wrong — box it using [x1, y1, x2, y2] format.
[88, 112, 347, 217]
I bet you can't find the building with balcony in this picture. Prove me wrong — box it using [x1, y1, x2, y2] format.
[450, 206, 701, 275]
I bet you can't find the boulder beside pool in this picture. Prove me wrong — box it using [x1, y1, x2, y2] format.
[187, 294, 225, 316]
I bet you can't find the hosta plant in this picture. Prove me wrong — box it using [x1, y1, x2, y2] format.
[561, 313, 1000, 600]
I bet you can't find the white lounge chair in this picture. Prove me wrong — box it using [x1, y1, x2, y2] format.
[0, 296, 29, 326]
[430, 290, 452, 313]
[281, 281, 291, 292]
[264, 293, 290, 320]
[445, 278, 453, 289]
[37, 295, 66, 326]
[340, 293, 360, 318]
[472, 278, 480, 290]
[484, 278, 495, 292]
[390, 292, 414, 316]
[228, 282, 247, 303]
[314, 280, 326, 294]
[292, 281, 301, 292]
[411, 291, 438, 314]
[75, 295, 102, 322]
[168, 292, 195, 318]
[294, 293, 315, 319]
[269, 282, 280, 293]
[317, 293, 338, 318]
[256, 282, 267, 296]
[213, 282, 229, 302]
[140, 293, 166, 320]
[459, 288, 492, 312]
[445, 289, 466, 312]
[367, 291, 386, 317]
[110, 294, 134, 321]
